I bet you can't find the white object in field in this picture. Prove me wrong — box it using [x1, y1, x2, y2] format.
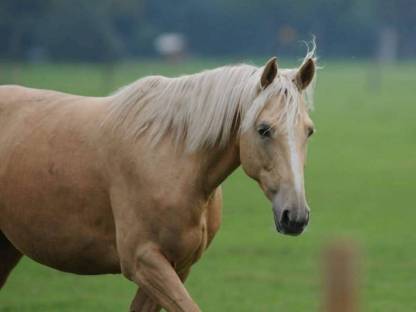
[154, 33, 186, 57]
[378, 26, 398, 63]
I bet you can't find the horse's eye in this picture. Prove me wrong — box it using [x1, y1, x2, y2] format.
[307, 127, 315, 138]
[257, 124, 272, 138]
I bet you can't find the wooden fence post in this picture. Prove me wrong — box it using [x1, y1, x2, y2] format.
[323, 241, 359, 312]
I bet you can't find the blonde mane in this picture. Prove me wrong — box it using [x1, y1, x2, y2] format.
[105, 48, 316, 152]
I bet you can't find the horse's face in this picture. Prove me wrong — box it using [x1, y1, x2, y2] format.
[240, 57, 315, 236]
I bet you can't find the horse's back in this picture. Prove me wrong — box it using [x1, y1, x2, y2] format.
[0, 85, 74, 132]
[0, 84, 67, 107]
[0, 85, 83, 172]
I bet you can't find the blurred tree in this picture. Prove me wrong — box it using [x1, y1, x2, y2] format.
[0, 0, 53, 59]
[36, 0, 123, 62]
[376, 0, 416, 58]
[0, 0, 415, 61]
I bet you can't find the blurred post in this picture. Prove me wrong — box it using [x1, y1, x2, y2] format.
[378, 26, 398, 63]
[368, 26, 398, 92]
[102, 62, 115, 95]
[323, 240, 360, 312]
[11, 64, 22, 85]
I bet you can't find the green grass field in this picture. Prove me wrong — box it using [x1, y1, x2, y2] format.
[1, 59, 415, 311]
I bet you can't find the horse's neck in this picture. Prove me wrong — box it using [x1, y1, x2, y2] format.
[197, 140, 241, 196]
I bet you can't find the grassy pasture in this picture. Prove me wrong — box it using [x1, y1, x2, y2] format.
[0, 59, 415, 311]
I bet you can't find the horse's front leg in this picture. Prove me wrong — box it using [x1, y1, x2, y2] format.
[129, 289, 160, 312]
[129, 267, 191, 312]
[124, 245, 199, 312]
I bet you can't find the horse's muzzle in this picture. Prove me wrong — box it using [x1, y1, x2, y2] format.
[272, 204, 310, 236]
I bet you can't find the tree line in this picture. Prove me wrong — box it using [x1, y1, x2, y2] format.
[0, 0, 414, 62]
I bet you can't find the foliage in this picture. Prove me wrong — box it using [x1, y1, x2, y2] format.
[0, 0, 415, 61]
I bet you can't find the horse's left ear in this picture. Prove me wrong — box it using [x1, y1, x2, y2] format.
[260, 57, 278, 89]
[295, 58, 315, 90]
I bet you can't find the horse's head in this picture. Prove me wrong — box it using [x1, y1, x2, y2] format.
[240, 57, 316, 236]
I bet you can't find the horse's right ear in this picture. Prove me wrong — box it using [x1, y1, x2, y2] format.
[260, 57, 278, 89]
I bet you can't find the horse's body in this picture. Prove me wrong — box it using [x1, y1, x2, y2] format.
[0, 52, 316, 311]
[0, 86, 119, 274]
[0, 84, 224, 271]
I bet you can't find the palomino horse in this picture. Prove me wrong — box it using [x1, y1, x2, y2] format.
[0, 51, 316, 311]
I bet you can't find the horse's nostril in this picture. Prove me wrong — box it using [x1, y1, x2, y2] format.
[281, 209, 290, 226]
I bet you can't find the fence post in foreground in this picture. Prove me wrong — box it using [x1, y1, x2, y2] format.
[323, 241, 359, 312]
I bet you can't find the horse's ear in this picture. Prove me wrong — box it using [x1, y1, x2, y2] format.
[295, 58, 315, 90]
[260, 57, 278, 89]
